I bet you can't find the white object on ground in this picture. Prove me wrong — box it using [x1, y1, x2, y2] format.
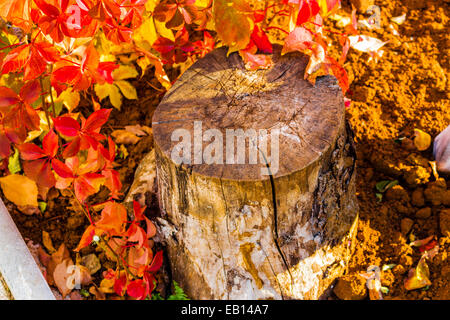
[349, 35, 388, 54]
[0, 198, 55, 300]
[434, 125, 450, 173]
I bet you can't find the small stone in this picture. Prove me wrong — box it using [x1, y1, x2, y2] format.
[81, 254, 101, 275]
[401, 218, 414, 235]
[385, 185, 410, 202]
[333, 274, 367, 300]
[411, 188, 425, 207]
[424, 180, 447, 206]
[403, 166, 430, 186]
[392, 265, 405, 276]
[416, 207, 432, 219]
[439, 209, 450, 237]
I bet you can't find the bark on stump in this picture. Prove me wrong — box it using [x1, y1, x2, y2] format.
[152, 47, 359, 300]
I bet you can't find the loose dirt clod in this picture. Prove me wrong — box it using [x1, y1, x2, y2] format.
[333, 274, 367, 300]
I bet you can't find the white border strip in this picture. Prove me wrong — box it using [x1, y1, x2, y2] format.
[0, 198, 55, 300]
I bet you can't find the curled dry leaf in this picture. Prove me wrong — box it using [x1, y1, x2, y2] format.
[111, 129, 141, 145]
[413, 129, 431, 151]
[404, 256, 432, 291]
[42, 231, 56, 254]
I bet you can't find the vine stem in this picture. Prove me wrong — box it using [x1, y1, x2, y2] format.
[68, 189, 138, 280]
[39, 76, 52, 129]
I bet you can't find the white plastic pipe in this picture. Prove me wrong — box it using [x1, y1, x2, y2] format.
[0, 198, 55, 300]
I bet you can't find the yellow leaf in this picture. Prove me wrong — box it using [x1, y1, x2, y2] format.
[145, 0, 158, 11]
[155, 19, 175, 41]
[113, 65, 138, 81]
[115, 80, 137, 100]
[195, 0, 210, 8]
[0, 174, 38, 207]
[413, 129, 431, 151]
[213, 0, 254, 54]
[95, 83, 122, 110]
[133, 18, 158, 50]
[57, 89, 80, 112]
[25, 111, 50, 142]
[137, 56, 151, 78]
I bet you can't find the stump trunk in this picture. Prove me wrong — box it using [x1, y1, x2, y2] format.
[152, 47, 358, 299]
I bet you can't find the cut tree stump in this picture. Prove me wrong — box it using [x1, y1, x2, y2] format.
[152, 47, 359, 300]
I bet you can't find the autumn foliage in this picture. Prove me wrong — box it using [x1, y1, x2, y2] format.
[0, 0, 356, 299]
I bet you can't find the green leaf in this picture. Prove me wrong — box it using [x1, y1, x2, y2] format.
[38, 201, 47, 213]
[376, 193, 383, 202]
[8, 148, 21, 174]
[80, 289, 90, 297]
[375, 180, 398, 193]
[167, 281, 189, 300]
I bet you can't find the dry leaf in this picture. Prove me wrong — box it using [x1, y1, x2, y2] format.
[0, 174, 38, 207]
[17, 204, 40, 215]
[89, 285, 106, 300]
[413, 129, 431, 151]
[53, 258, 74, 298]
[46, 244, 71, 285]
[124, 124, 152, 137]
[99, 278, 115, 294]
[111, 130, 141, 145]
[404, 256, 431, 291]
[38, 246, 51, 268]
[42, 231, 56, 254]
[81, 254, 101, 275]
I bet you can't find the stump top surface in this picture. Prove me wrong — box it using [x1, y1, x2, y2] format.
[152, 47, 345, 181]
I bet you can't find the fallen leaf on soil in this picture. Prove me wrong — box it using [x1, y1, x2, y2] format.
[54, 259, 92, 298]
[16, 205, 40, 215]
[53, 258, 74, 298]
[404, 256, 432, 291]
[99, 278, 115, 294]
[124, 124, 152, 137]
[119, 144, 129, 159]
[38, 246, 51, 268]
[413, 129, 431, 151]
[81, 254, 101, 275]
[111, 130, 141, 145]
[46, 244, 71, 285]
[0, 174, 38, 207]
[42, 231, 56, 254]
[410, 235, 434, 247]
[70, 291, 82, 300]
[89, 286, 106, 300]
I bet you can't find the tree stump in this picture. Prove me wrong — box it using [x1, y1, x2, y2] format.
[152, 47, 359, 300]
